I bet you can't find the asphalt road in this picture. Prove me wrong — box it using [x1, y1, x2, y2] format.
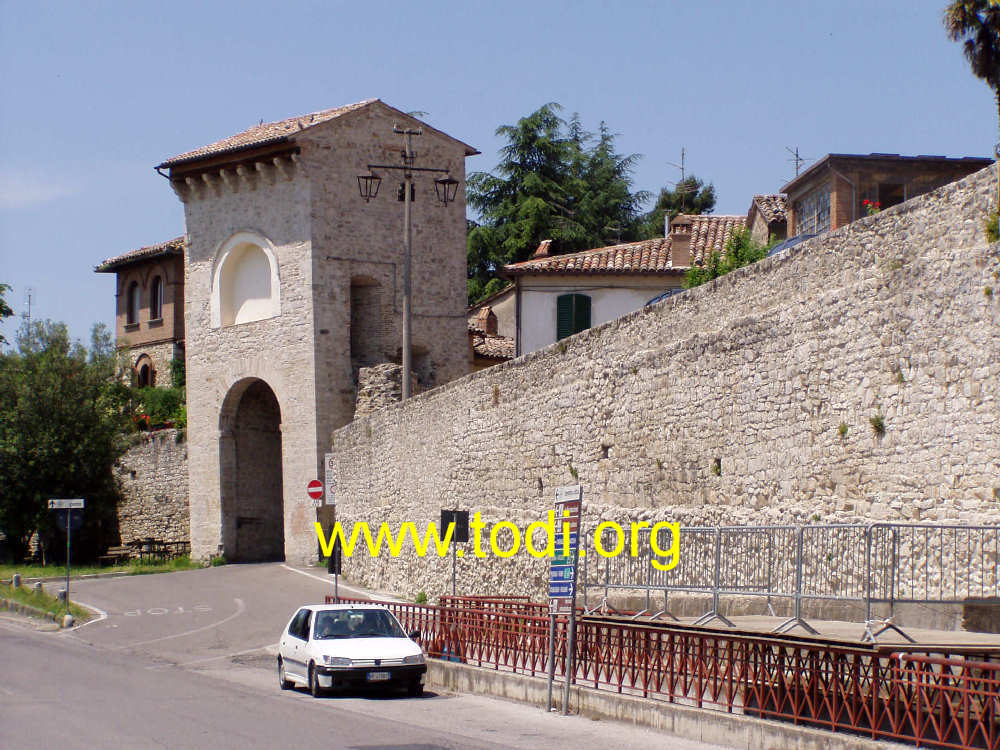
[0, 563, 732, 750]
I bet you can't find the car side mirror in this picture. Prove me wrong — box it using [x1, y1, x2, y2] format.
[408, 629, 421, 641]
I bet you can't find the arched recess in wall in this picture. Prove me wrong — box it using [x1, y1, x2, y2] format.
[126, 280, 140, 325]
[210, 231, 281, 328]
[134, 353, 155, 388]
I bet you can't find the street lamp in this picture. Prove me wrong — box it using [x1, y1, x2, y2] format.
[357, 172, 382, 202]
[356, 126, 460, 400]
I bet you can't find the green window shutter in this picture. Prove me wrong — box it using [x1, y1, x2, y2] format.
[573, 294, 591, 334]
[556, 294, 592, 340]
[557, 294, 573, 340]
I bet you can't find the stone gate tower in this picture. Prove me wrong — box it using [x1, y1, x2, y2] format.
[157, 99, 477, 564]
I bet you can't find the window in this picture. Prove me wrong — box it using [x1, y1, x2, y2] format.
[126, 281, 140, 325]
[556, 293, 591, 340]
[289, 608, 311, 641]
[794, 185, 831, 236]
[150, 276, 163, 321]
[878, 183, 905, 210]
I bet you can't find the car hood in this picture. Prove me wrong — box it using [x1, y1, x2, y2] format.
[315, 637, 421, 661]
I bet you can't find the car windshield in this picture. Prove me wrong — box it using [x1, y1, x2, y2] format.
[313, 609, 407, 640]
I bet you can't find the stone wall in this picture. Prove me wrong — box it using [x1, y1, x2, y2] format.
[329, 165, 1000, 602]
[116, 429, 189, 545]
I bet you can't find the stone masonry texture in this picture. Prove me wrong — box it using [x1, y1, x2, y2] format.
[329, 165, 1000, 602]
[116, 429, 189, 546]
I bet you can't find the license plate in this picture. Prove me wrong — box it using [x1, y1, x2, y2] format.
[367, 671, 390, 682]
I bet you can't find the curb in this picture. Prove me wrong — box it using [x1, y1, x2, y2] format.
[0, 596, 63, 625]
[425, 659, 914, 750]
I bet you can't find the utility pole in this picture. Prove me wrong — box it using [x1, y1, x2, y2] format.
[356, 127, 461, 401]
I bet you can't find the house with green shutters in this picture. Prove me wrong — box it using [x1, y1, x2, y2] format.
[502, 215, 746, 356]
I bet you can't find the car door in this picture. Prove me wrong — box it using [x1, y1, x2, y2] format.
[283, 608, 311, 680]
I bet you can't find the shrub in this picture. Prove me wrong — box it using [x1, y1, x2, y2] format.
[134, 386, 185, 428]
[414, 591, 428, 604]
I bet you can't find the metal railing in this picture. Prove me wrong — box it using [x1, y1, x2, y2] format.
[334, 594, 1000, 749]
[580, 523, 1000, 641]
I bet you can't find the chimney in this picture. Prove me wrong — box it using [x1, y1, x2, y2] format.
[532, 239, 552, 258]
[670, 216, 693, 267]
[477, 307, 498, 336]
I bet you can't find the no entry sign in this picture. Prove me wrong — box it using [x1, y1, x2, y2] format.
[307, 480, 323, 506]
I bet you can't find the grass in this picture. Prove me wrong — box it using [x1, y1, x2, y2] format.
[2, 582, 92, 622]
[0, 555, 202, 581]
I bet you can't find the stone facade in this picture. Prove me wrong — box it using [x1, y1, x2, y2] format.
[116, 430, 189, 545]
[328, 165, 1000, 601]
[164, 101, 474, 564]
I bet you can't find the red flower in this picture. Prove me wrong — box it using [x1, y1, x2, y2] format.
[874, 201, 880, 208]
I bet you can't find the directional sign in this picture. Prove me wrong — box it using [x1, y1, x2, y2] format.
[548, 581, 574, 597]
[324, 453, 336, 506]
[549, 565, 574, 581]
[307, 480, 323, 507]
[48, 498, 85, 509]
[549, 597, 573, 614]
[554, 485, 581, 503]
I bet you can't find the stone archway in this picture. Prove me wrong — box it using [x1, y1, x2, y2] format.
[219, 378, 284, 562]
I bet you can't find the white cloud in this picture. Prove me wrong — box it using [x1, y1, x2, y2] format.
[0, 170, 79, 209]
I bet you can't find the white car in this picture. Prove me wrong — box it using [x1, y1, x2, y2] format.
[277, 603, 426, 697]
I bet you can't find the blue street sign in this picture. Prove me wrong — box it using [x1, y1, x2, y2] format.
[549, 565, 574, 582]
[548, 581, 574, 597]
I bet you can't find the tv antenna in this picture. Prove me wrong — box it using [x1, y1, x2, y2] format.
[786, 146, 810, 177]
[666, 147, 687, 184]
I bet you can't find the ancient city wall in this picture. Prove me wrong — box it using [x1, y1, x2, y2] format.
[329, 165, 1000, 601]
[116, 429, 189, 545]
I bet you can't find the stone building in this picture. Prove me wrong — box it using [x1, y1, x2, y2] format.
[152, 99, 477, 563]
[783, 153, 991, 237]
[96, 236, 186, 386]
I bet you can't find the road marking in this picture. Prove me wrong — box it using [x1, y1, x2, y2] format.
[279, 564, 401, 600]
[63, 598, 108, 633]
[113, 598, 246, 649]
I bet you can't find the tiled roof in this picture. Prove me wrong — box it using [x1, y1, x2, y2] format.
[470, 331, 515, 361]
[95, 237, 185, 272]
[503, 237, 678, 276]
[158, 100, 378, 168]
[751, 194, 787, 224]
[679, 214, 748, 263]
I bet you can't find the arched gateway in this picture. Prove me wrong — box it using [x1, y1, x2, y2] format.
[219, 378, 284, 562]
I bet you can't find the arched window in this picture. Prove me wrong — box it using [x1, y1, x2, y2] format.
[150, 276, 163, 320]
[134, 354, 154, 387]
[556, 293, 591, 340]
[126, 281, 140, 325]
[211, 232, 281, 328]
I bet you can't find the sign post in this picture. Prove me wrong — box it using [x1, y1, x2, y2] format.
[48, 499, 84, 607]
[440, 510, 469, 596]
[326, 534, 342, 601]
[547, 485, 581, 715]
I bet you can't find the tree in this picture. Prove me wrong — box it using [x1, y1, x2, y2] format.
[944, 1, 1000, 202]
[0, 283, 13, 345]
[636, 176, 716, 240]
[466, 104, 647, 303]
[683, 228, 769, 289]
[0, 321, 132, 562]
[944, 1, 1000, 135]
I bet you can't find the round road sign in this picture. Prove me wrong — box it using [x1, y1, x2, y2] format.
[307, 480, 323, 500]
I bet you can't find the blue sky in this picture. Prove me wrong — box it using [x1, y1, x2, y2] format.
[0, 0, 993, 345]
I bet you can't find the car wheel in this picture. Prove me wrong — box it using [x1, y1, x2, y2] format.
[309, 663, 324, 698]
[407, 679, 424, 698]
[278, 658, 293, 690]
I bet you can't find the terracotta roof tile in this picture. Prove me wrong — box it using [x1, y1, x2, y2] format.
[504, 237, 676, 276]
[158, 99, 379, 168]
[679, 214, 748, 263]
[751, 194, 787, 224]
[95, 236, 185, 272]
[470, 332, 515, 361]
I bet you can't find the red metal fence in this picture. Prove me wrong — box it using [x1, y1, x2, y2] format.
[332, 594, 1000, 749]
